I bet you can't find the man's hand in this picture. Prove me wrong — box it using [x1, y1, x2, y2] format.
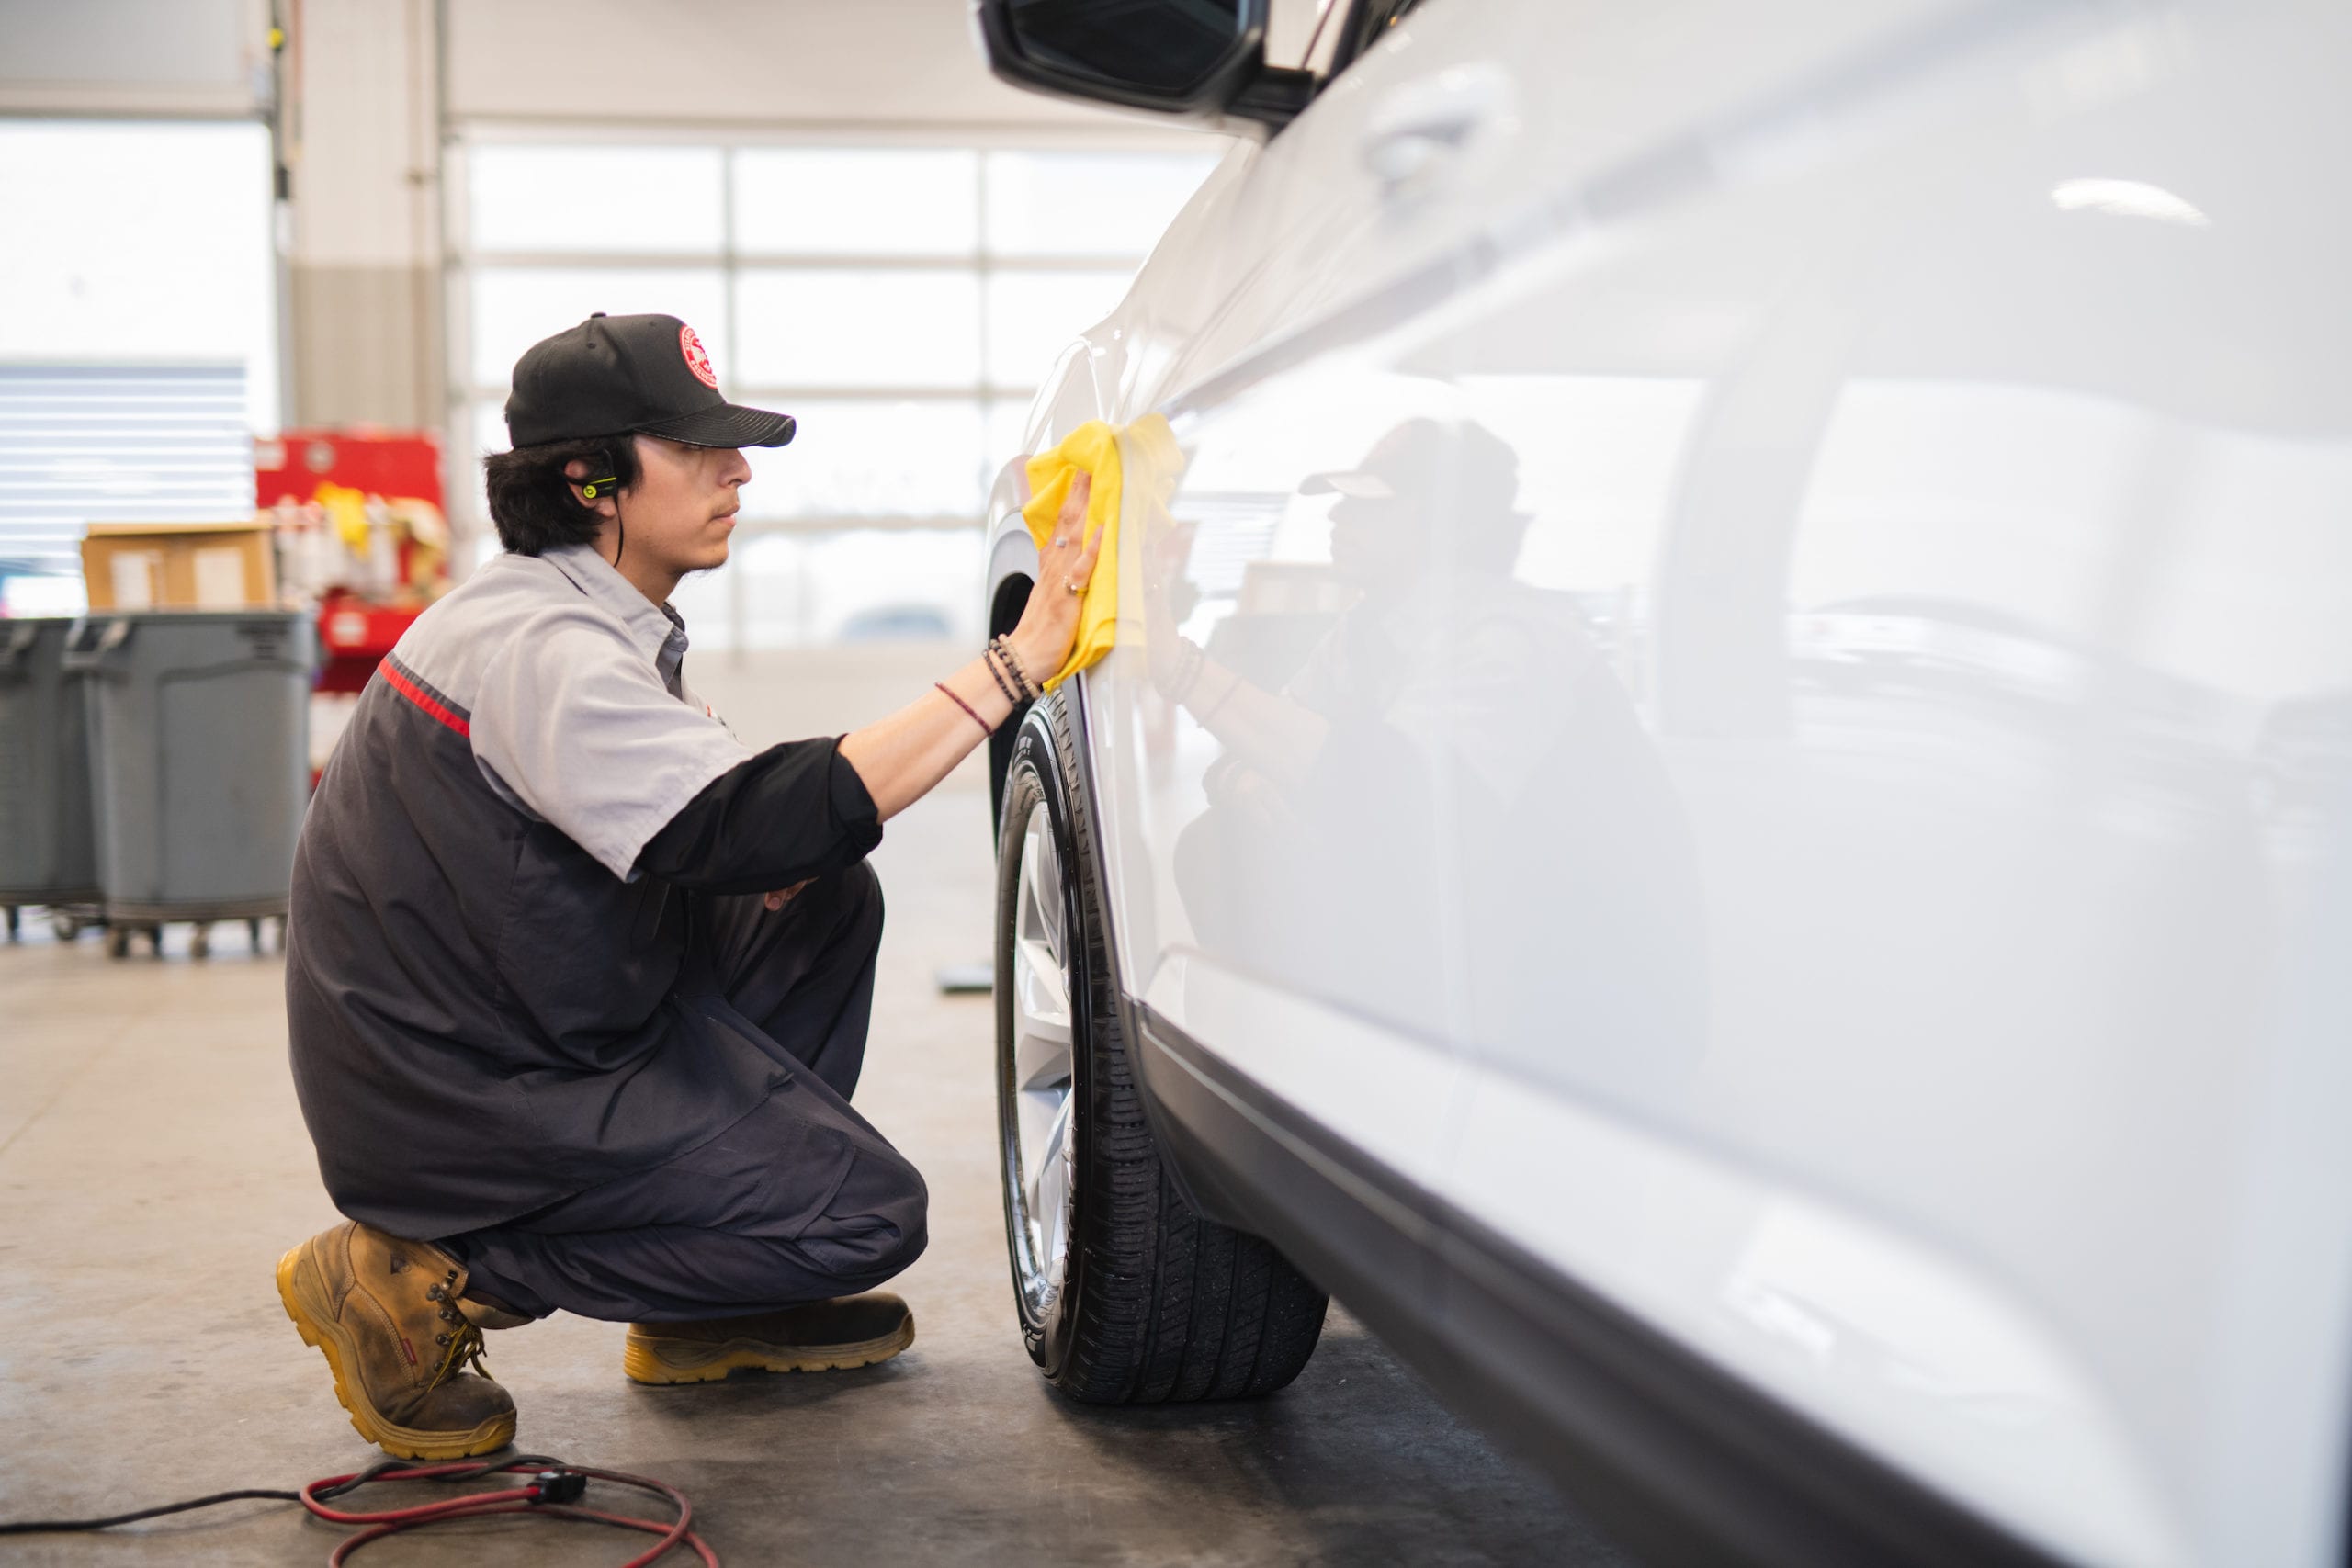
[1009, 470, 1106, 681]
[763, 879, 813, 912]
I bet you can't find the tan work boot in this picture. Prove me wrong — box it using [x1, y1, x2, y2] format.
[276, 1221, 521, 1459]
[623, 1292, 915, 1385]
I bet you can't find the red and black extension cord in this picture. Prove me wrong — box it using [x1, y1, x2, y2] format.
[0, 1452, 718, 1565]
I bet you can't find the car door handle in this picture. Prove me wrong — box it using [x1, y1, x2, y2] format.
[1361, 65, 1514, 193]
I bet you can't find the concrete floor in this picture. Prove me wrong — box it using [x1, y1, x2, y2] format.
[0, 649, 1631, 1566]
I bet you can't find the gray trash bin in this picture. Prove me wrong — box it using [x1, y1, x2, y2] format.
[0, 617, 103, 935]
[64, 611, 316, 942]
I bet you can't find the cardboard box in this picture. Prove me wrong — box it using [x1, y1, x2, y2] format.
[81, 521, 278, 612]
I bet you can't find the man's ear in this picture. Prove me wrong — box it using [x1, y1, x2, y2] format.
[563, 459, 620, 517]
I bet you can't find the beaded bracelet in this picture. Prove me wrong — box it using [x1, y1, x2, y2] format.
[978, 643, 1020, 705]
[935, 682, 993, 735]
[1170, 637, 1206, 705]
[990, 635, 1041, 701]
[997, 644, 1035, 705]
[990, 636, 1035, 700]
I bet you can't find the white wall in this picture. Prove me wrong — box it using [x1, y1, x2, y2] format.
[446, 0, 1318, 130]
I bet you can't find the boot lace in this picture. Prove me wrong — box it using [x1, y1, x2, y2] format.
[427, 1318, 492, 1392]
[424, 1269, 494, 1391]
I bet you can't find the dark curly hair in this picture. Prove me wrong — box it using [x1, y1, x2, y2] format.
[481, 435, 641, 556]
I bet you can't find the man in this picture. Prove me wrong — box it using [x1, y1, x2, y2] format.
[277, 312, 1100, 1459]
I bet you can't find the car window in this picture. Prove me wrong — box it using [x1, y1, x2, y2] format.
[1329, 0, 1436, 74]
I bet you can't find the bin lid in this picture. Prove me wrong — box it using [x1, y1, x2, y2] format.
[74, 609, 309, 624]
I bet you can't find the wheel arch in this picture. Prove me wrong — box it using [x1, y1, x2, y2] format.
[984, 567, 1033, 832]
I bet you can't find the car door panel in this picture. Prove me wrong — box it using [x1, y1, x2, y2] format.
[1396, 1, 2352, 1564]
[1078, 351, 1476, 1161]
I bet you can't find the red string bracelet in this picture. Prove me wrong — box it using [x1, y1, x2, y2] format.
[935, 682, 993, 735]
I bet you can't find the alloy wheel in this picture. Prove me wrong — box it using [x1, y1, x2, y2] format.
[1007, 796, 1077, 1317]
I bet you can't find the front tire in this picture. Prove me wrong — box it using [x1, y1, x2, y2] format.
[995, 691, 1328, 1403]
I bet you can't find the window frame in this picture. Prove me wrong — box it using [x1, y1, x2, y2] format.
[1322, 0, 1433, 80]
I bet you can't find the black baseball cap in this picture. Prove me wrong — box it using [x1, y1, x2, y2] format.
[1302, 417, 1526, 525]
[503, 312, 795, 450]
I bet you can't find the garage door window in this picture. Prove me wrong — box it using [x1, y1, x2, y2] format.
[453, 138, 1215, 649]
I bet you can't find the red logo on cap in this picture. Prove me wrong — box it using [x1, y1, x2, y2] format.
[680, 324, 718, 389]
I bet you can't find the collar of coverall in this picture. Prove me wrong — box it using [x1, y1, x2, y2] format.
[540, 541, 690, 668]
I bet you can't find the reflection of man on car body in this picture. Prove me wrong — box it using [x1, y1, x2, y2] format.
[275, 311, 1103, 1460]
[1155, 417, 1706, 1078]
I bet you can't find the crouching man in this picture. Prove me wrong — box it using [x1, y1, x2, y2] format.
[277, 312, 1099, 1457]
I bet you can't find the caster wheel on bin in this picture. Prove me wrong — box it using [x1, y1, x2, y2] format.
[106, 927, 130, 960]
[189, 925, 210, 960]
[51, 913, 82, 942]
[147, 925, 166, 958]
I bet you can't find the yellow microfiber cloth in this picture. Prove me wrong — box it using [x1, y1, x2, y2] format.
[1022, 421, 1120, 692]
[1012, 416, 1142, 692]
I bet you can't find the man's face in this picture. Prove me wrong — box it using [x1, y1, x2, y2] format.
[1329, 491, 1419, 592]
[620, 434, 750, 578]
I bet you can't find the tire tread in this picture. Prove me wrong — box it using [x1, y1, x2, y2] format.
[1003, 692, 1326, 1405]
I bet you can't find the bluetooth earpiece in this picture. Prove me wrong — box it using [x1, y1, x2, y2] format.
[571, 468, 624, 568]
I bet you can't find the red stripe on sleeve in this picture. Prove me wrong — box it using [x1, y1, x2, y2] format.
[379, 658, 471, 739]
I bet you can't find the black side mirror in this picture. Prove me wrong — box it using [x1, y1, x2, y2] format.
[972, 0, 1313, 133]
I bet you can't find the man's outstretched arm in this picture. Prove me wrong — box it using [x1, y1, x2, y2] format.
[836, 471, 1102, 822]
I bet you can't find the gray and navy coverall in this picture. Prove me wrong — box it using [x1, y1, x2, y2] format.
[285, 540, 927, 1321]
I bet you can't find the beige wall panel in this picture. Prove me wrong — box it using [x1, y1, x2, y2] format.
[288, 264, 442, 428]
[281, 0, 444, 429]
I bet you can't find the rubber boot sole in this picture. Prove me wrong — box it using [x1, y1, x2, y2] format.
[275, 1245, 516, 1461]
[623, 1314, 917, 1385]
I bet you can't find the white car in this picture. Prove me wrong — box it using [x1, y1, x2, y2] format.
[971, 3, 2352, 1564]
